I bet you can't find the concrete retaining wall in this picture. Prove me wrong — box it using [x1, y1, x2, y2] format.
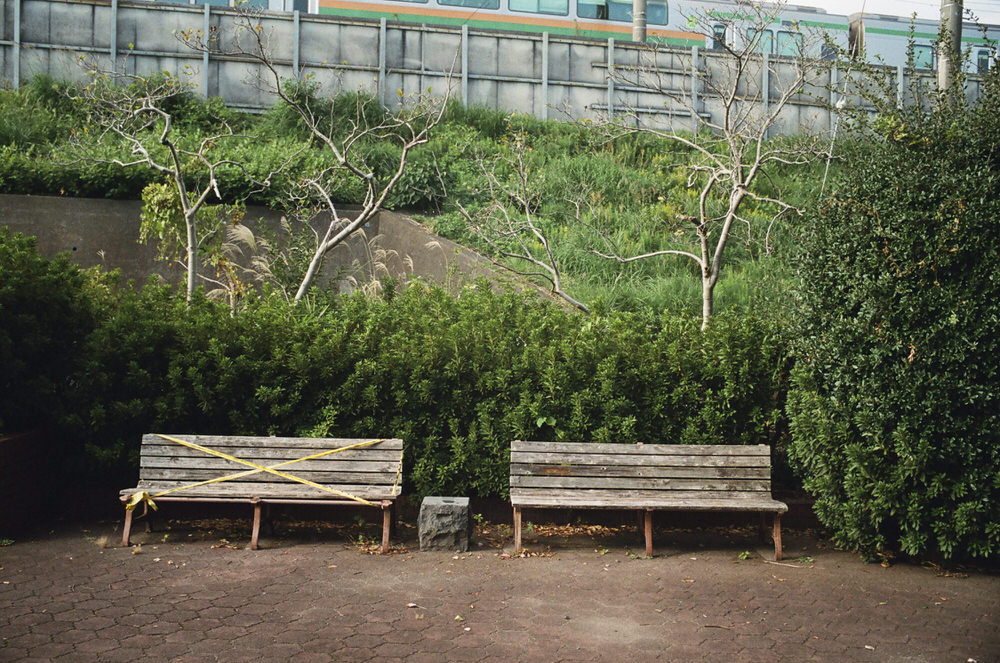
[0, 193, 526, 295]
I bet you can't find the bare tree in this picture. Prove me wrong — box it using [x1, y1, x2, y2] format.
[181, 10, 452, 302]
[594, 0, 829, 329]
[456, 132, 590, 313]
[73, 65, 274, 302]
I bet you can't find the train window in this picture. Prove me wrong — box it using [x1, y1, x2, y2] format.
[439, 0, 499, 8]
[511, 0, 567, 14]
[913, 44, 934, 70]
[977, 49, 992, 74]
[848, 16, 865, 58]
[647, 0, 667, 24]
[746, 27, 773, 55]
[576, 0, 666, 24]
[711, 24, 726, 50]
[577, 0, 627, 22]
[776, 30, 803, 57]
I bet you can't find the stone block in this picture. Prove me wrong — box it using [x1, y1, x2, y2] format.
[418, 497, 470, 552]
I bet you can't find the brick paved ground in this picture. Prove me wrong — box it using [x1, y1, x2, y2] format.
[1, 518, 998, 663]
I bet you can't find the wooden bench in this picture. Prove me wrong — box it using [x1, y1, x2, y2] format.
[510, 441, 788, 560]
[120, 434, 403, 552]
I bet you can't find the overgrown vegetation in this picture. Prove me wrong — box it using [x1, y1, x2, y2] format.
[0, 74, 816, 316]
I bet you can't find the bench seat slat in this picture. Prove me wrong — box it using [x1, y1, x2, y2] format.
[136, 468, 399, 484]
[511, 463, 770, 480]
[140, 457, 401, 472]
[511, 475, 771, 491]
[141, 434, 402, 450]
[122, 482, 401, 500]
[140, 446, 402, 463]
[510, 452, 771, 468]
[512, 441, 771, 456]
[511, 494, 787, 512]
[511, 487, 781, 504]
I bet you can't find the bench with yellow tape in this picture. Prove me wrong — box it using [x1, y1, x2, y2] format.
[119, 434, 404, 551]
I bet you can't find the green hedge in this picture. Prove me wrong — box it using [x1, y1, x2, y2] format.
[0, 229, 98, 434]
[787, 86, 1000, 560]
[0, 234, 792, 497]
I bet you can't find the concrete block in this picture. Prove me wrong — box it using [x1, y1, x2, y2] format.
[419, 496, 470, 552]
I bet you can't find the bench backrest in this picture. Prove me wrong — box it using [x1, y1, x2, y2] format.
[132, 434, 403, 502]
[510, 440, 775, 507]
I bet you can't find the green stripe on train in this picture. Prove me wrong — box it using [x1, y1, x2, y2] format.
[318, 7, 701, 45]
[865, 25, 993, 44]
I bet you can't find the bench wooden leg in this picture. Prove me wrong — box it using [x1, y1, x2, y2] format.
[772, 512, 783, 561]
[250, 500, 262, 550]
[122, 506, 134, 547]
[513, 507, 522, 554]
[644, 510, 653, 557]
[380, 504, 392, 554]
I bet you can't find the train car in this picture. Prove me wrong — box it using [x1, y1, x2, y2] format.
[306, 0, 998, 69]
[201, 0, 997, 70]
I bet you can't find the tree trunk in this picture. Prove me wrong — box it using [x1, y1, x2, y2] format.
[294, 248, 327, 302]
[186, 213, 198, 303]
[701, 276, 714, 331]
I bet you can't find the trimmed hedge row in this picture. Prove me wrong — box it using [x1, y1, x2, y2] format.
[0, 233, 792, 497]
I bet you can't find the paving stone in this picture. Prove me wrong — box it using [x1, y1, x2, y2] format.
[1, 523, 999, 662]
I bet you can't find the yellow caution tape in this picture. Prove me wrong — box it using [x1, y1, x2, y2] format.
[127, 434, 400, 510]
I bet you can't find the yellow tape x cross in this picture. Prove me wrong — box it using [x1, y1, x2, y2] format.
[127, 434, 396, 511]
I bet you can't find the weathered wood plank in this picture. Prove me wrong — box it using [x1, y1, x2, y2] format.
[140, 456, 400, 472]
[512, 441, 770, 456]
[510, 495, 787, 512]
[140, 445, 402, 462]
[510, 487, 780, 503]
[141, 434, 402, 450]
[510, 475, 770, 492]
[510, 463, 770, 480]
[138, 468, 399, 483]
[510, 452, 770, 468]
[124, 482, 401, 499]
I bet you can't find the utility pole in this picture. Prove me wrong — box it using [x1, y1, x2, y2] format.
[632, 0, 647, 43]
[937, 0, 963, 92]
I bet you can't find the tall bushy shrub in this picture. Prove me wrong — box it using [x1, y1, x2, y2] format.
[787, 84, 1000, 560]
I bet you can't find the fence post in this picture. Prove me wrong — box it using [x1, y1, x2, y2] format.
[541, 31, 549, 121]
[761, 51, 770, 137]
[378, 17, 387, 106]
[110, 0, 118, 71]
[462, 24, 469, 107]
[13, 0, 21, 88]
[293, 10, 300, 79]
[607, 38, 615, 119]
[202, 4, 210, 97]
[691, 45, 699, 133]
